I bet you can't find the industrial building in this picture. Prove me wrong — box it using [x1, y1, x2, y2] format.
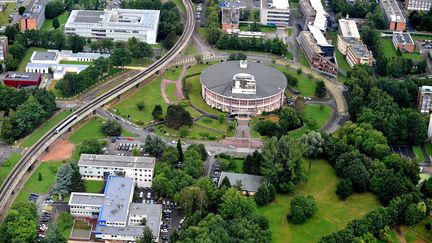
[3, 72, 42, 88]
[392, 31, 415, 53]
[380, 0, 406, 31]
[218, 172, 264, 195]
[0, 36, 8, 61]
[25, 50, 109, 79]
[200, 60, 287, 115]
[297, 25, 337, 77]
[20, 0, 48, 31]
[78, 154, 155, 188]
[418, 86, 432, 113]
[405, 0, 432, 11]
[69, 176, 162, 242]
[65, 8, 160, 44]
[260, 0, 290, 26]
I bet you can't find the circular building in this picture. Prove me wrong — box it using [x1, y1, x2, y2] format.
[200, 60, 287, 115]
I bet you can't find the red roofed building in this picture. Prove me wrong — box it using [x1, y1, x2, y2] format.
[3, 72, 42, 88]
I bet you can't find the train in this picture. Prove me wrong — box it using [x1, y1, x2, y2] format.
[55, 115, 78, 134]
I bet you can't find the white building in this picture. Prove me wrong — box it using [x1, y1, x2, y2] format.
[260, 0, 290, 26]
[78, 154, 155, 188]
[406, 0, 432, 11]
[65, 8, 160, 44]
[25, 50, 109, 79]
[69, 176, 162, 242]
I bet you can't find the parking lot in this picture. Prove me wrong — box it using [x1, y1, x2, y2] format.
[107, 137, 146, 156]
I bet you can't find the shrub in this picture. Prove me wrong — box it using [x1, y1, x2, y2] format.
[288, 195, 317, 224]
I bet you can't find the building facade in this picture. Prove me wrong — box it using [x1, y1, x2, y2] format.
[418, 86, 432, 113]
[392, 31, 415, 53]
[337, 18, 360, 54]
[65, 8, 160, 44]
[20, 0, 48, 31]
[218, 172, 263, 195]
[0, 36, 8, 61]
[345, 40, 374, 67]
[3, 72, 41, 88]
[380, 0, 406, 31]
[405, 0, 432, 11]
[78, 154, 155, 188]
[260, 0, 290, 26]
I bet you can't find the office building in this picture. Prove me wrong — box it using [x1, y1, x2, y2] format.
[221, 3, 241, 31]
[218, 172, 264, 195]
[260, 0, 290, 26]
[69, 176, 162, 242]
[297, 25, 337, 77]
[418, 86, 432, 113]
[405, 0, 432, 11]
[299, 0, 316, 27]
[65, 8, 160, 44]
[345, 39, 374, 67]
[0, 36, 8, 61]
[392, 31, 415, 53]
[337, 19, 361, 54]
[3, 72, 42, 88]
[20, 0, 48, 31]
[78, 154, 155, 188]
[380, 0, 406, 31]
[25, 50, 109, 79]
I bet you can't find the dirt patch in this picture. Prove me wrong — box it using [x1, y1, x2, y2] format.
[39, 139, 75, 162]
[161, 79, 185, 104]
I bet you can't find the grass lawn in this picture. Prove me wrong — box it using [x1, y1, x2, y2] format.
[403, 216, 432, 242]
[289, 0, 299, 8]
[59, 60, 93, 65]
[18, 47, 48, 72]
[195, 117, 228, 132]
[403, 52, 424, 62]
[155, 124, 224, 140]
[14, 161, 64, 205]
[164, 67, 182, 80]
[172, 0, 186, 14]
[48, 80, 65, 98]
[84, 180, 104, 193]
[0, 2, 16, 26]
[185, 106, 203, 119]
[274, 65, 317, 97]
[0, 152, 22, 186]
[335, 49, 351, 73]
[114, 77, 167, 123]
[129, 58, 153, 67]
[425, 143, 432, 157]
[166, 83, 180, 102]
[382, 39, 397, 59]
[412, 146, 425, 161]
[337, 73, 348, 83]
[219, 157, 244, 173]
[198, 27, 209, 40]
[41, 12, 70, 31]
[68, 118, 106, 145]
[20, 111, 72, 148]
[257, 159, 380, 243]
[299, 50, 310, 68]
[239, 24, 277, 33]
[185, 44, 198, 55]
[287, 28, 293, 37]
[185, 63, 213, 76]
[289, 104, 332, 139]
[185, 75, 224, 116]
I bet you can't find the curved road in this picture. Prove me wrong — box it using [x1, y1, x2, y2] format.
[0, 0, 195, 222]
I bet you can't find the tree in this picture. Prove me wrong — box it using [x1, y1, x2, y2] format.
[177, 139, 184, 162]
[179, 186, 208, 216]
[187, 144, 207, 161]
[5, 56, 19, 71]
[228, 52, 247, 60]
[162, 32, 177, 49]
[137, 226, 153, 243]
[111, 48, 132, 67]
[220, 176, 231, 188]
[161, 146, 179, 165]
[404, 202, 426, 225]
[132, 148, 141, 156]
[68, 35, 86, 53]
[79, 138, 104, 155]
[0, 202, 37, 243]
[219, 188, 255, 220]
[5, 25, 18, 43]
[254, 183, 276, 206]
[52, 17, 60, 29]
[421, 177, 432, 198]
[336, 179, 353, 200]
[300, 131, 325, 158]
[18, 6, 26, 15]
[144, 135, 166, 159]
[101, 120, 122, 136]
[136, 101, 145, 111]
[152, 104, 163, 120]
[183, 149, 203, 178]
[165, 105, 192, 129]
[315, 80, 326, 98]
[38, 172, 42, 181]
[288, 195, 317, 224]
[243, 150, 263, 175]
[52, 164, 84, 197]
[45, 0, 65, 19]
[44, 223, 67, 243]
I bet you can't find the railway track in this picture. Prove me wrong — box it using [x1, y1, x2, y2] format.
[0, 0, 195, 221]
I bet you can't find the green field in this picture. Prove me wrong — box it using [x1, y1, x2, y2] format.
[166, 83, 180, 102]
[287, 28, 293, 37]
[185, 106, 203, 119]
[114, 77, 167, 123]
[172, 0, 186, 14]
[0, 3, 16, 26]
[185, 44, 198, 55]
[185, 63, 213, 76]
[195, 117, 228, 132]
[14, 161, 64, 205]
[402, 216, 432, 242]
[69, 118, 106, 145]
[184, 75, 224, 116]
[155, 124, 225, 140]
[257, 159, 380, 243]
[20, 111, 72, 148]
[335, 49, 351, 73]
[18, 47, 48, 72]
[239, 24, 277, 33]
[164, 67, 182, 80]
[289, 104, 332, 139]
[218, 157, 244, 173]
[403, 52, 424, 62]
[425, 143, 432, 157]
[59, 60, 93, 65]
[274, 65, 317, 97]
[198, 27, 209, 40]
[412, 146, 425, 161]
[382, 39, 397, 59]
[128, 58, 153, 67]
[84, 180, 104, 193]
[41, 12, 70, 31]
[299, 50, 310, 68]
[0, 152, 22, 186]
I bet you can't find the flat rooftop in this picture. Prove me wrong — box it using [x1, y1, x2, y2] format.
[338, 19, 360, 38]
[23, 0, 48, 19]
[78, 154, 156, 169]
[393, 32, 413, 44]
[218, 172, 263, 192]
[95, 225, 144, 237]
[69, 192, 105, 206]
[299, 31, 323, 55]
[99, 176, 134, 223]
[308, 25, 331, 46]
[66, 8, 160, 31]
[380, 0, 405, 23]
[32, 51, 58, 61]
[420, 86, 432, 93]
[129, 203, 162, 237]
[200, 61, 287, 99]
[262, 0, 289, 9]
[4, 72, 41, 81]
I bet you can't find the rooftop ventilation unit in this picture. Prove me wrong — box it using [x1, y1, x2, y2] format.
[239, 60, 248, 68]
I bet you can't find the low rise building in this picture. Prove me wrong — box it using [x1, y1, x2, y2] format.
[20, 0, 48, 31]
[418, 86, 432, 113]
[337, 18, 360, 54]
[78, 154, 155, 188]
[65, 8, 160, 44]
[2, 72, 41, 88]
[380, 0, 406, 31]
[260, 0, 290, 26]
[25, 50, 109, 79]
[221, 6, 240, 31]
[69, 176, 162, 242]
[299, 0, 315, 27]
[405, 0, 432, 11]
[392, 31, 415, 53]
[0, 36, 8, 60]
[345, 39, 374, 67]
[297, 25, 338, 77]
[218, 172, 264, 195]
